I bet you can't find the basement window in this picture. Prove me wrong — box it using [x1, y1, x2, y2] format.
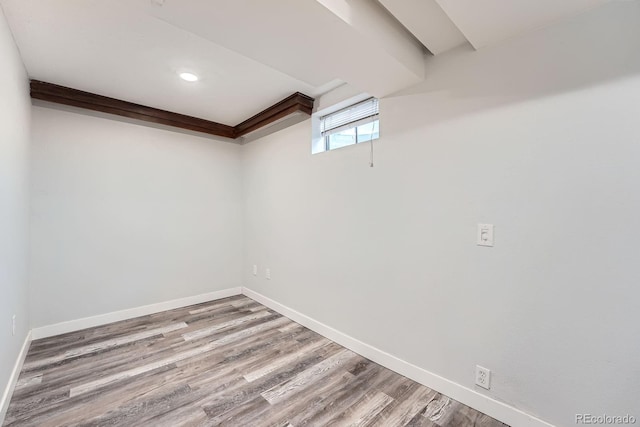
[319, 98, 379, 151]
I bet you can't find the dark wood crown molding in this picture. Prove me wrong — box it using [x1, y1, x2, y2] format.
[30, 80, 315, 140]
[235, 92, 314, 137]
[30, 81, 236, 138]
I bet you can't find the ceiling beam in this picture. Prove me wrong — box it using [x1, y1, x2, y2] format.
[30, 80, 314, 140]
[377, 0, 468, 55]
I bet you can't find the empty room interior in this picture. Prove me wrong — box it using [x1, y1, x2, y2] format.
[1, 0, 639, 426]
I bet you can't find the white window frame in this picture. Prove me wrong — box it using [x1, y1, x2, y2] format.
[312, 97, 379, 154]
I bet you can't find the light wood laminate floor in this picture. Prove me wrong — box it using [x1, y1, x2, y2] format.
[4, 295, 508, 427]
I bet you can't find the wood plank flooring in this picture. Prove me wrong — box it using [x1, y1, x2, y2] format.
[3, 296, 508, 427]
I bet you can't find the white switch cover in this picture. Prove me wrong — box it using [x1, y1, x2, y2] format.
[265, 268, 271, 280]
[252, 265, 258, 276]
[477, 224, 494, 247]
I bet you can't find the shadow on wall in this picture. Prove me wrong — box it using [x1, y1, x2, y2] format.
[386, 1, 640, 132]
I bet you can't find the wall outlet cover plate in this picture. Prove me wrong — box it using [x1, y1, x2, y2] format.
[475, 365, 491, 389]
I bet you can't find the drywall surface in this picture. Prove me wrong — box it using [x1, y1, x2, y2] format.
[242, 2, 640, 426]
[0, 3, 31, 414]
[29, 106, 243, 327]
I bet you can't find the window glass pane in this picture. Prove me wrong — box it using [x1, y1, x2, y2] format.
[356, 120, 379, 143]
[327, 128, 357, 150]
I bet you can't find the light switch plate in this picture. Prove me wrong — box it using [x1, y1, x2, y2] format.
[477, 224, 494, 247]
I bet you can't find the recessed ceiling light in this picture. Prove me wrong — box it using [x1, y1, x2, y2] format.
[179, 72, 198, 82]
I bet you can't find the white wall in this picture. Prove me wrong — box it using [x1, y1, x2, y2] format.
[29, 106, 243, 328]
[242, 2, 640, 426]
[0, 3, 31, 414]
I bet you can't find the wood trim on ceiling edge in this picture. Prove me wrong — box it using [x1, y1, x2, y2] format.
[30, 80, 315, 140]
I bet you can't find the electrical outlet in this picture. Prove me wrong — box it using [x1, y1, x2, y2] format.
[252, 265, 258, 276]
[12, 315, 16, 336]
[265, 268, 271, 280]
[475, 365, 491, 389]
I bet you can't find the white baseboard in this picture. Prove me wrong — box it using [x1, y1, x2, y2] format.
[241, 287, 554, 427]
[0, 331, 32, 425]
[31, 287, 242, 340]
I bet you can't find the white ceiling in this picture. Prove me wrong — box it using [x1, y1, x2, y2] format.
[434, 0, 612, 49]
[0, 0, 614, 126]
[148, 0, 426, 98]
[0, 0, 333, 124]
